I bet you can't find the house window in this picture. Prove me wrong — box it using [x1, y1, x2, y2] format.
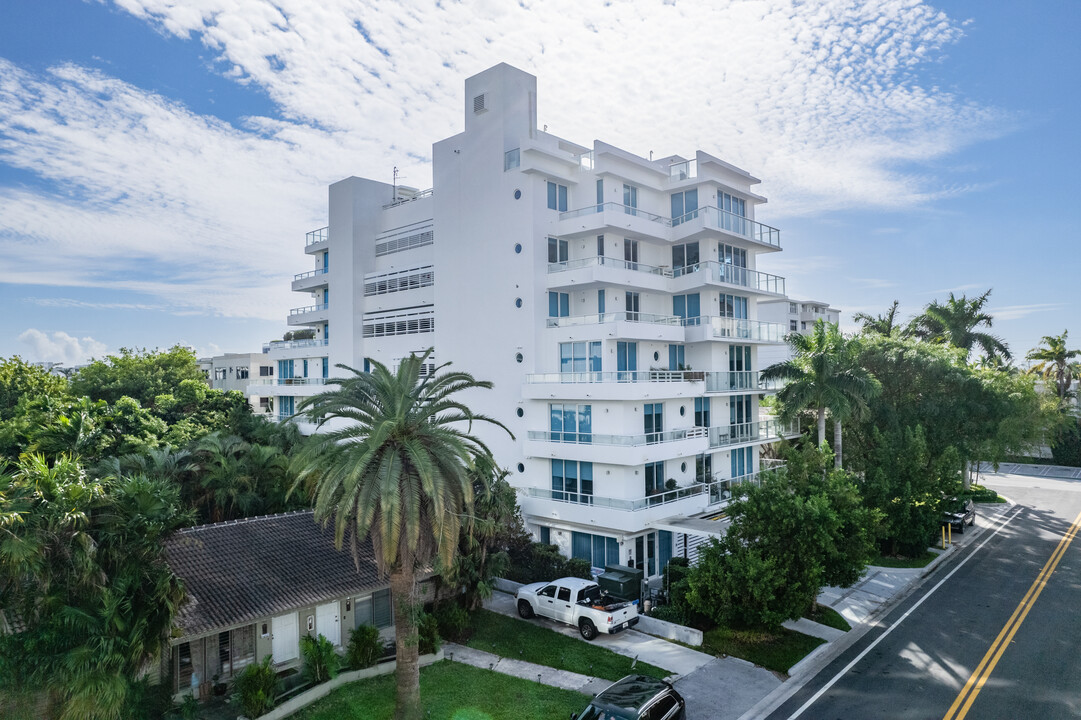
[279, 396, 295, 421]
[670, 188, 699, 225]
[302, 359, 309, 378]
[719, 244, 747, 285]
[696, 453, 712, 483]
[623, 239, 639, 270]
[598, 290, 605, 315]
[672, 242, 700, 276]
[278, 360, 294, 379]
[560, 341, 601, 374]
[547, 181, 568, 211]
[550, 403, 592, 443]
[597, 234, 605, 257]
[323, 323, 329, 340]
[571, 531, 618, 569]
[668, 344, 685, 371]
[622, 184, 638, 214]
[790, 320, 798, 331]
[213, 368, 227, 380]
[355, 588, 394, 630]
[237, 368, 249, 379]
[732, 446, 754, 477]
[174, 641, 196, 693]
[673, 294, 701, 324]
[322, 250, 329, 271]
[217, 625, 255, 679]
[548, 292, 569, 318]
[547, 237, 568, 264]
[731, 394, 752, 426]
[259, 365, 273, 377]
[625, 291, 640, 321]
[596, 179, 604, 210]
[789, 302, 797, 314]
[551, 460, 593, 504]
[719, 191, 747, 217]
[504, 148, 520, 170]
[539, 526, 551, 545]
[644, 403, 663, 443]
[694, 398, 710, 428]
[719, 294, 749, 319]
[322, 357, 329, 379]
[729, 345, 752, 372]
[644, 461, 665, 496]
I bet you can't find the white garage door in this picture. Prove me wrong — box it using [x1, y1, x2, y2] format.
[272, 612, 299, 664]
[315, 602, 340, 647]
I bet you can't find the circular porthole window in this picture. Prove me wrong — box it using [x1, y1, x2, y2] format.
[514, 189, 522, 200]
[681, 462, 687, 473]
[515, 352, 524, 363]
[654, 351, 660, 361]
[517, 463, 525, 473]
[515, 298, 523, 308]
[514, 243, 522, 254]
[679, 406, 686, 416]
[516, 407, 524, 418]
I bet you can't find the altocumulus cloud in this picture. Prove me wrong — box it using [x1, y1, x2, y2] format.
[0, 0, 1010, 320]
[18, 329, 108, 365]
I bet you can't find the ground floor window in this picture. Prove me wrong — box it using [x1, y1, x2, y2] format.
[173, 625, 257, 695]
[355, 589, 394, 630]
[571, 531, 618, 571]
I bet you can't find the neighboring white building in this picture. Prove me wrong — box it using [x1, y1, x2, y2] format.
[202, 352, 275, 415]
[257, 63, 799, 576]
[757, 298, 842, 370]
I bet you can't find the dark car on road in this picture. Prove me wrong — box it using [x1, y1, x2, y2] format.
[943, 497, 976, 533]
[572, 674, 686, 720]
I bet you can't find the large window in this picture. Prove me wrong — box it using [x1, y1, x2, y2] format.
[617, 341, 637, 378]
[694, 397, 710, 428]
[552, 460, 593, 503]
[550, 403, 592, 443]
[731, 446, 754, 477]
[623, 184, 638, 214]
[645, 461, 665, 496]
[355, 588, 393, 630]
[644, 403, 663, 443]
[504, 148, 520, 170]
[547, 181, 568, 211]
[624, 239, 639, 270]
[559, 341, 601, 374]
[731, 394, 752, 426]
[729, 345, 752, 371]
[696, 453, 712, 483]
[672, 242, 700, 275]
[548, 237, 568, 264]
[719, 191, 746, 217]
[548, 292, 569, 318]
[278, 359, 294, 379]
[720, 294, 749, 319]
[625, 291, 640, 321]
[571, 531, 618, 570]
[668, 344, 685, 371]
[670, 189, 698, 224]
[719, 243, 747, 285]
[673, 293, 701, 323]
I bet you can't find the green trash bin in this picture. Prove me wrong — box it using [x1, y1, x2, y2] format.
[596, 564, 643, 605]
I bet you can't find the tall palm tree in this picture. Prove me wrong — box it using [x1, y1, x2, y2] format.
[291, 350, 510, 720]
[761, 320, 881, 468]
[1027, 331, 1081, 402]
[911, 289, 1011, 362]
[852, 300, 903, 337]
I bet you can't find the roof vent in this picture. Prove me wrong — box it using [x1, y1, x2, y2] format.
[473, 93, 487, 114]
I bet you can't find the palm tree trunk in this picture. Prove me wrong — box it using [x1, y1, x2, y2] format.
[817, 407, 827, 449]
[390, 564, 422, 720]
[834, 419, 843, 469]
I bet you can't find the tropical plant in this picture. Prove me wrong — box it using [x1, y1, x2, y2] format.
[1026, 330, 1081, 402]
[299, 633, 339, 685]
[290, 349, 510, 720]
[852, 300, 904, 337]
[346, 625, 382, 670]
[761, 320, 881, 468]
[70, 345, 206, 407]
[232, 655, 279, 718]
[911, 289, 1011, 362]
[417, 611, 440, 656]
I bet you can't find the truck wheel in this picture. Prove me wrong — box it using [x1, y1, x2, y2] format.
[579, 618, 597, 641]
[517, 600, 534, 619]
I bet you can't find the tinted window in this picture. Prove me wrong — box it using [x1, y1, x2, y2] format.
[538, 585, 556, 598]
[557, 587, 572, 602]
[645, 695, 679, 720]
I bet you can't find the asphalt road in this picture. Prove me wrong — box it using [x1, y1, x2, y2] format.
[761, 472, 1081, 720]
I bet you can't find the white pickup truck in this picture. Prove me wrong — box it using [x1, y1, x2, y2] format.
[515, 577, 639, 640]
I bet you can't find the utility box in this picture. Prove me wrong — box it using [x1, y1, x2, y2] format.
[597, 564, 644, 604]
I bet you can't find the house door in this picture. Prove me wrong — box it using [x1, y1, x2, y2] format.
[271, 612, 299, 664]
[315, 602, 340, 647]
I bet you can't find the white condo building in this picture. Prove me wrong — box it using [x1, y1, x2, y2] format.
[757, 298, 842, 370]
[252, 63, 799, 578]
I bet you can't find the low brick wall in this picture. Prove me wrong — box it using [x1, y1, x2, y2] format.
[635, 615, 704, 646]
[251, 649, 444, 720]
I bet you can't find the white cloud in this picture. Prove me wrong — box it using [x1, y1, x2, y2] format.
[18, 329, 108, 365]
[0, 0, 1012, 319]
[987, 303, 1064, 322]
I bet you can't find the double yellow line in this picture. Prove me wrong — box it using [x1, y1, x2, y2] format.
[943, 507, 1081, 720]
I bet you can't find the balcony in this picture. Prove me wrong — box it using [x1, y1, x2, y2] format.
[249, 378, 327, 386]
[546, 256, 671, 293]
[672, 261, 785, 296]
[671, 207, 781, 250]
[305, 226, 329, 250]
[292, 267, 329, 292]
[287, 303, 329, 326]
[547, 311, 685, 343]
[522, 370, 781, 400]
[708, 418, 800, 449]
[262, 338, 329, 353]
[681, 316, 787, 344]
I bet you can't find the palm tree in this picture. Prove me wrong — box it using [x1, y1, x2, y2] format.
[1026, 331, 1080, 402]
[911, 289, 1011, 362]
[761, 320, 881, 468]
[291, 350, 510, 720]
[852, 300, 903, 337]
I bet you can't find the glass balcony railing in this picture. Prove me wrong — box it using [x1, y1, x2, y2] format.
[559, 202, 670, 225]
[708, 419, 799, 448]
[293, 268, 328, 281]
[547, 257, 784, 295]
[546, 311, 683, 329]
[305, 226, 328, 246]
[249, 378, 327, 386]
[289, 303, 329, 316]
[547, 256, 670, 277]
[524, 370, 782, 392]
[262, 338, 329, 352]
[521, 462, 786, 512]
[527, 426, 709, 447]
[695, 316, 787, 343]
[558, 203, 781, 249]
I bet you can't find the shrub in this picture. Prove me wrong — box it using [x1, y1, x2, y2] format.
[564, 557, 593, 580]
[300, 633, 339, 685]
[346, 625, 382, 670]
[648, 603, 691, 627]
[433, 601, 471, 642]
[232, 655, 279, 719]
[418, 612, 441, 655]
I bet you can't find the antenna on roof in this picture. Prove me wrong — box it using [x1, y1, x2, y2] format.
[392, 166, 400, 201]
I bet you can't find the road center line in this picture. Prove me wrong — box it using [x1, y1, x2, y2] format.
[943, 506, 1081, 720]
[782, 505, 1024, 720]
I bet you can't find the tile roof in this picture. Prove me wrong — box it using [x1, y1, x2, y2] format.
[165, 510, 384, 637]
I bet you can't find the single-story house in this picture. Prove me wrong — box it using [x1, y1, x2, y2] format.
[163, 509, 433, 699]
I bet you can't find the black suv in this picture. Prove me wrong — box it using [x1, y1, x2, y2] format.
[572, 675, 686, 720]
[942, 497, 976, 533]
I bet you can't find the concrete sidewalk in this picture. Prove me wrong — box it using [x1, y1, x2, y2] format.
[442, 642, 611, 696]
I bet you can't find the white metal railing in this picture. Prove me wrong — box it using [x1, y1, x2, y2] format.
[547, 256, 671, 277]
[262, 338, 329, 352]
[546, 311, 683, 329]
[383, 188, 433, 209]
[305, 227, 328, 246]
[524, 370, 782, 392]
[559, 202, 670, 225]
[289, 303, 328, 316]
[558, 203, 781, 249]
[293, 268, 328, 281]
[249, 378, 327, 386]
[547, 257, 784, 295]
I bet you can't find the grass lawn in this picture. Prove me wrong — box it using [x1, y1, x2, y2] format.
[465, 609, 668, 681]
[701, 624, 824, 674]
[292, 660, 587, 720]
[871, 550, 939, 569]
[965, 484, 1007, 503]
[804, 605, 850, 632]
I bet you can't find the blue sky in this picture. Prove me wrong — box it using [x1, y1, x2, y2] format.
[0, 0, 1077, 365]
